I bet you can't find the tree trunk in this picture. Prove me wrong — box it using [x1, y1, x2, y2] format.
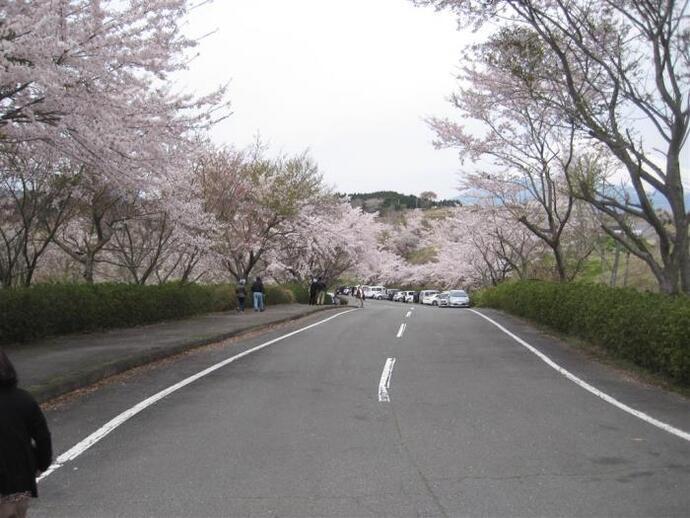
[552, 243, 567, 282]
[610, 244, 620, 288]
[83, 254, 95, 284]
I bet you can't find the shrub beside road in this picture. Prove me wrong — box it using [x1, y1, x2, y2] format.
[476, 281, 690, 386]
[0, 282, 300, 345]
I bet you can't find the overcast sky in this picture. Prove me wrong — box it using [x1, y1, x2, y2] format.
[181, 0, 475, 199]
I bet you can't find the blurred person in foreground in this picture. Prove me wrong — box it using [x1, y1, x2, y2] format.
[0, 350, 52, 518]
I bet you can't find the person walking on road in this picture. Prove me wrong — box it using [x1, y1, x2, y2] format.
[0, 350, 52, 518]
[236, 279, 247, 313]
[251, 276, 265, 312]
[358, 287, 365, 308]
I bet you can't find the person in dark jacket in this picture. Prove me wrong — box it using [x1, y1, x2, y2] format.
[0, 349, 52, 518]
[309, 278, 318, 305]
[316, 277, 326, 305]
[236, 279, 247, 313]
[251, 276, 265, 312]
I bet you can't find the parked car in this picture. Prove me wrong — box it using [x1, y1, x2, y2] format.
[448, 289, 470, 307]
[393, 291, 408, 302]
[404, 291, 417, 303]
[386, 289, 401, 301]
[420, 290, 440, 305]
[364, 285, 386, 299]
[432, 292, 450, 307]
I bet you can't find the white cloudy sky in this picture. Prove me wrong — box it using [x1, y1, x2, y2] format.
[180, 0, 476, 199]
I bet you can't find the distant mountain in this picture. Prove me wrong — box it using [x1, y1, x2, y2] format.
[455, 187, 690, 212]
[645, 190, 690, 211]
[344, 191, 461, 213]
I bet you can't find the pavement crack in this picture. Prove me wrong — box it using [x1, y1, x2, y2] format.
[428, 463, 690, 483]
[388, 401, 450, 518]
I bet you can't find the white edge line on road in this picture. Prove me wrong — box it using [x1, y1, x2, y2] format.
[469, 309, 690, 443]
[38, 308, 359, 482]
[405, 311, 412, 318]
[378, 357, 397, 402]
[396, 323, 406, 338]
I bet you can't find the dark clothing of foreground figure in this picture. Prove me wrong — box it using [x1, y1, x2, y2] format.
[0, 351, 53, 518]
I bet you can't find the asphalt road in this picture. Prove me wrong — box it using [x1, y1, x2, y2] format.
[32, 301, 690, 517]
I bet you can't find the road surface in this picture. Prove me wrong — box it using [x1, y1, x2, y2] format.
[33, 301, 690, 517]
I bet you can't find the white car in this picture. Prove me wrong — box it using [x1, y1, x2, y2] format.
[431, 292, 450, 307]
[392, 291, 408, 302]
[448, 289, 470, 307]
[364, 285, 386, 299]
[404, 291, 416, 303]
[420, 290, 440, 305]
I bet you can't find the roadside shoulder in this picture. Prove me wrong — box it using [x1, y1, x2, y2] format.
[472, 307, 690, 438]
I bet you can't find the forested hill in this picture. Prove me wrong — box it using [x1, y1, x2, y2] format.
[344, 191, 460, 213]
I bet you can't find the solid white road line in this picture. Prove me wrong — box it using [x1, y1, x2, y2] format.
[396, 323, 407, 338]
[469, 309, 690, 443]
[378, 358, 397, 402]
[405, 311, 412, 318]
[38, 309, 358, 482]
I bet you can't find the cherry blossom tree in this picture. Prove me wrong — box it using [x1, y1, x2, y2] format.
[417, 0, 690, 293]
[428, 42, 596, 280]
[464, 205, 544, 283]
[267, 200, 381, 286]
[0, 143, 75, 287]
[52, 174, 138, 283]
[99, 148, 220, 284]
[198, 144, 325, 282]
[0, 1, 229, 286]
[379, 209, 428, 260]
[1, 0, 228, 182]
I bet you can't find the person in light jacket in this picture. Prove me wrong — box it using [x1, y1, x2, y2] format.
[0, 349, 52, 518]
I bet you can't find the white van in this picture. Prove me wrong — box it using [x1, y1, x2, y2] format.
[364, 285, 386, 299]
[420, 290, 440, 305]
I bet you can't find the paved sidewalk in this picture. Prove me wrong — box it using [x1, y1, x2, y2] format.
[7, 304, 343, 402]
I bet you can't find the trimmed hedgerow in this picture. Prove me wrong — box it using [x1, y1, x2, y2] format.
[0, 282, 298, 345]
[280, 281, 310, 304]
[475, 281, 690, 385]
[264, 285, 296, 305]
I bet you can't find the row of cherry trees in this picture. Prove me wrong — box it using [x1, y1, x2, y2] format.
[366, 203, 598, 290]
[0, 1, 439, 290]
[0, 1, 634, 290]
[417, 0, 690, 294]
[0, 0, 229, 287]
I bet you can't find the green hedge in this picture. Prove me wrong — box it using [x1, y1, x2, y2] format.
[475, 281, 690, 385]
[280, 281, 310, 304]
[0, 282, 297, 345]
[264, 285, 296, 305]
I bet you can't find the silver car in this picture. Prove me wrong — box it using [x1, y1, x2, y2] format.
[448, 289, 470, 307]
